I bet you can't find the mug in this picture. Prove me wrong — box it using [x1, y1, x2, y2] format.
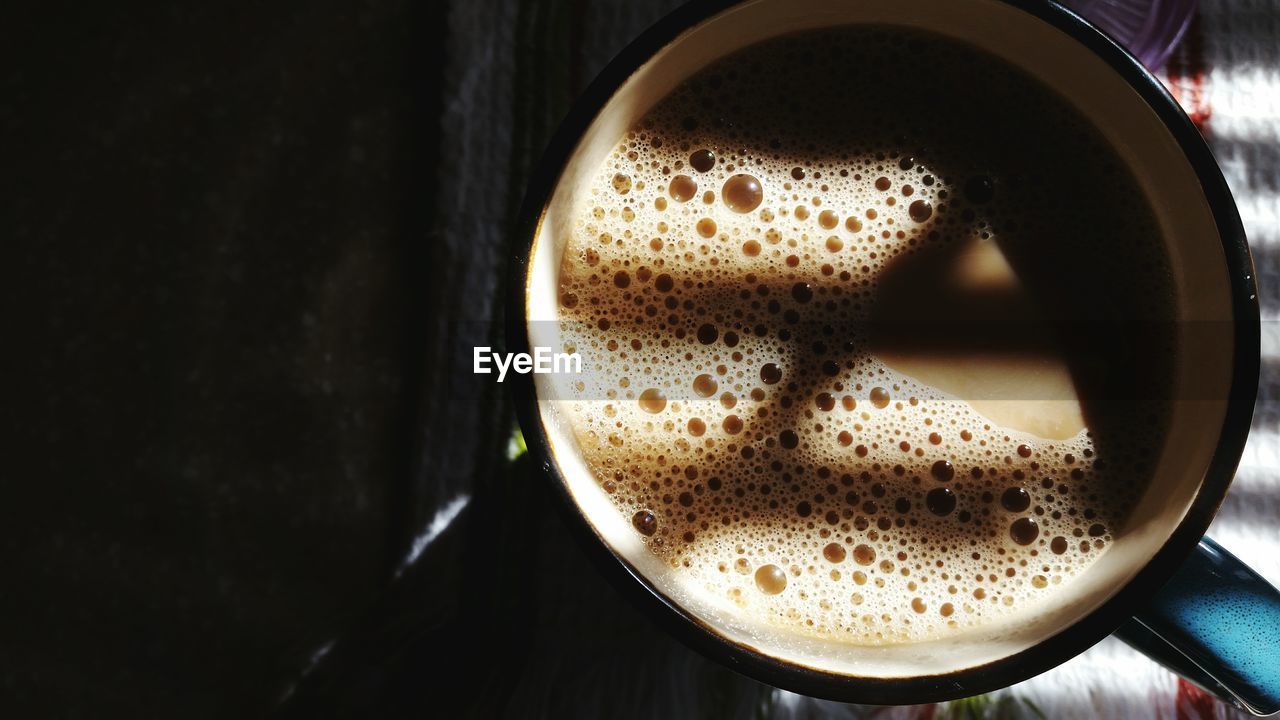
[507, 0, 1278, 712]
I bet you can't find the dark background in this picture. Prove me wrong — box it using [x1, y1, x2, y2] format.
[7, 1, 438, 714]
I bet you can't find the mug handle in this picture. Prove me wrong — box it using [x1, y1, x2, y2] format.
[1115, 537, 1280, 716]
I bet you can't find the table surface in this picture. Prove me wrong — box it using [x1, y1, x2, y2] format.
[7, 0, 1280, 717]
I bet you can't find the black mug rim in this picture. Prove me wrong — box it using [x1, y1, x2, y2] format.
[505, 0, 1259, 704]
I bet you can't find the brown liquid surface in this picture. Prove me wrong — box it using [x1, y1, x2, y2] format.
[551, 27, 1175, 645]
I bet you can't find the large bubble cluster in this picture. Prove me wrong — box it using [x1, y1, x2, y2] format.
[552, 27, 1175, 645]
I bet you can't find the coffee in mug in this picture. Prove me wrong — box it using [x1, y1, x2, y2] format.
[516, 0, 1258, 698]
[546, 26, 1176, 647]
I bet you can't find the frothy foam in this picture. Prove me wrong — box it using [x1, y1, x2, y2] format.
[547, 27, 1175, 646]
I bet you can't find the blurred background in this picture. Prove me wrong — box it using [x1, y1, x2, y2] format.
[5, 0, 1278, 717]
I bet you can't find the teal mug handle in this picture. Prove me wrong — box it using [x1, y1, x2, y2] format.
[1117, 537, 1280, 716]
